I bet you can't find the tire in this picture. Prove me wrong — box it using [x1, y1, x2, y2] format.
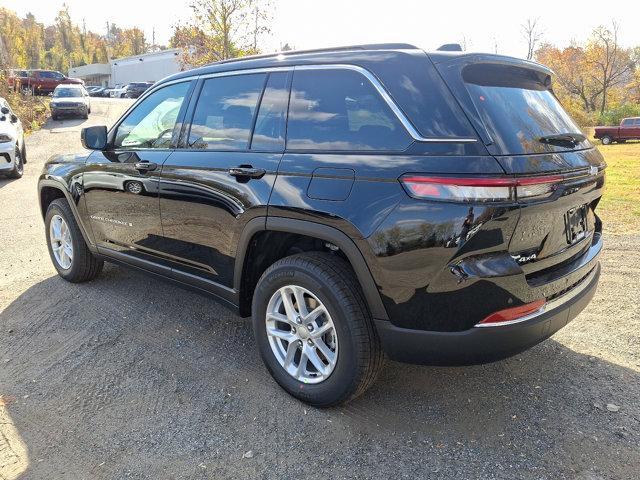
[601, 135, 612, 145]
[45, 198, 103, 282]
[252, 252, 383, 407]
[7, 146, 24, 179]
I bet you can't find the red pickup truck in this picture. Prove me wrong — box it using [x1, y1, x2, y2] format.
[7, 69, 83, 95]
[594, 117, 640, 145]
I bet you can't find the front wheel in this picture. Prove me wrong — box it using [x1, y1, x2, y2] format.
[45, 198, 103, 282]
[252, 252, 383, 407]
[7, 146, 23, 179]
[601, 135, 613, 145]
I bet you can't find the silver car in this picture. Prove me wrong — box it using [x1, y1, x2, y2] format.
[0, 97, 26, 179]
[50, 84, 91, 120]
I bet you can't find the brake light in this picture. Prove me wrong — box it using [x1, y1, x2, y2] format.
[476, 299, 546, 327]
[399, 175, 562, 202]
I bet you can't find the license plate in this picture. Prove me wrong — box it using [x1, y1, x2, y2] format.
[565, 205, 588, 244]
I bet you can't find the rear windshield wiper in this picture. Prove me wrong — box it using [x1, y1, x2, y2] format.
[538, 133, 586, 148]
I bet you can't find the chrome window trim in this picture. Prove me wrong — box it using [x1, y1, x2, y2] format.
[140, 64, 478, 144]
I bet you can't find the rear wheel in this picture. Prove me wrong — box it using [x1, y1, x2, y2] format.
[45, 198, 103, 282]
[252, 252, 383, 406]
[601, 135, 613, 145]
[7, 146, 23, 179]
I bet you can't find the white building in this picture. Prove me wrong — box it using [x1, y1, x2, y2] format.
[69, 48, 184, 87]
[68, 63, 111, 87]
[110, 49, 183, 87]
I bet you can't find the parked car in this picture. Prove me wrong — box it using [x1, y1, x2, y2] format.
[102, 85, 117, 97]
[6, 69, 31, 93]
[594, 117, 640, 144]
[17, 70, 83, 95]
[0, 97, 26, 178]
[109, 84, 129, 98]
[50, 84, 91, 120]
[124, 82, 153, 98]
[87, 86, 108, 97]
[38, 44, 605, 406]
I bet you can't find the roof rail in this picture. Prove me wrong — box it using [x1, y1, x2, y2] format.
[209, 43, 419, 66]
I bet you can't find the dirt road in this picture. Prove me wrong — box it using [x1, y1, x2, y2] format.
[1, 98, 638, 479]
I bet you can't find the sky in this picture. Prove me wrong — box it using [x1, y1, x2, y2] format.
[3, 0, 640, 59]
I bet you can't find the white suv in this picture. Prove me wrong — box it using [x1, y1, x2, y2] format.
[0, 97, 26, 179]
[50, 84, 91, 120]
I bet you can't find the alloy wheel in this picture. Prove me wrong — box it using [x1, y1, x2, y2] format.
[265, 285, 338, 384]
[49, 214, 73, 269]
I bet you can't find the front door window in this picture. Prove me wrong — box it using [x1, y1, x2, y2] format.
[114, 82, 191, 149]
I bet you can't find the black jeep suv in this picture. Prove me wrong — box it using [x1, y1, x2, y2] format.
[38, 44, 604, 406]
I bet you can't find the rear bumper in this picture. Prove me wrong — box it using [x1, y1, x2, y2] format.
[375, 262, 600, 366]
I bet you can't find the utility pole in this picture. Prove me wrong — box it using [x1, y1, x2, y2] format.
[105, 21, 112, 62]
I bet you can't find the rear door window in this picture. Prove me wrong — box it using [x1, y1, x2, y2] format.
[622, 119, 634, 126]
[286, 69, 412, 151]
[188, 74, 266, 150]
[462, 64, 588, 155]
[251, 71, 290, 151]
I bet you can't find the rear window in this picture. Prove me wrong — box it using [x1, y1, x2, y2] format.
[462, 64, 587, 155]
[286, 69, 411, 151]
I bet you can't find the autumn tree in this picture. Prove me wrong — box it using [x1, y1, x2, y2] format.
[522, 17, 542, 60]
[587, 22, 634, 114]
[108, 24, 148, 58]
[536, 23, 636, 124]
[170, 0, 272, 66]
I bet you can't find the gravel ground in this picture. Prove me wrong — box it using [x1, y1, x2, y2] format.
[1, 98, 639, 480]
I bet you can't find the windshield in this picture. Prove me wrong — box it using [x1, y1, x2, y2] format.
[463, 64, 589, 155]
[54, 88, 82, 98]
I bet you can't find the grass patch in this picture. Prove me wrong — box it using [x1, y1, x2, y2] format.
[596, 141, 640, 233]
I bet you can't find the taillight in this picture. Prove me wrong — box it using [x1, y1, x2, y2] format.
[475, 299, 546, 327]
[399, 175, 562, 202]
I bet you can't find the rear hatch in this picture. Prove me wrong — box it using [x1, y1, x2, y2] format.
[430, 54, 605, 283]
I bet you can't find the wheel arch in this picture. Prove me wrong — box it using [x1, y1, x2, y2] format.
[39, 180, 95, 251]
[234, 217, 388, 321]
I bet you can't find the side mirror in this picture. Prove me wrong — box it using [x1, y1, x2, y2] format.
[10, 114, 18, 123]
[81, 125, 108, 150]
[0, 107, 9, 114]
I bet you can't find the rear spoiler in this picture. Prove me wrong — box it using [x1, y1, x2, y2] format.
[427, 52, 554, 77]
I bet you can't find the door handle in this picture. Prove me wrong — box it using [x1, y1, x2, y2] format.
[228, 166, 266, 179]
[134, 161, 158, 172]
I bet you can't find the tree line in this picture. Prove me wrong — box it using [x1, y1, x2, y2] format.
[0, 5, 159, 73]
[1, 3, 638, 127]
[526, 19, 640, 126]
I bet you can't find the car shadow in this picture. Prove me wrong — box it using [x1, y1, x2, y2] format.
[0, 176, 20, 189]
[1, 265, 638, 478]
[42, 117, 88, 130]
